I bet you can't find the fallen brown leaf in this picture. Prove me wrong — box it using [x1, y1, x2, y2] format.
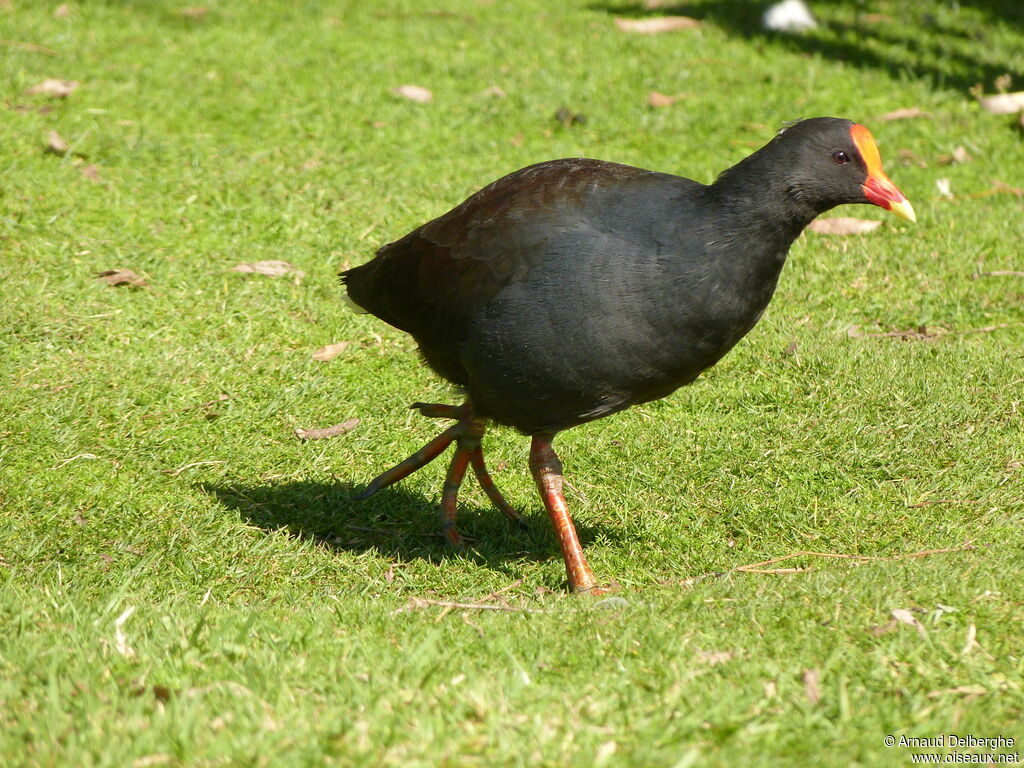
[0, 39, 58, 55]
[79, 163, 101, 181]
[231, 260, 305, 280]
[848, 322, 1021, 340]
[399, 597, 544, 614]
[978, 91, 1024, 115]
[695, 649, 734, 666]
[312, 341, 349, 362]
[25, 78, 78, 98]
[973, 269, 1024, 279]
[615, 16, 700, 33]
[45, 129, 70, 155]
[867, 619, 898, 637]
[961, 624, 981, 656]
[926, 684, 986, 699]
[8, 103, 55, 114]
[891, 608, 928, 638]
[54, 3, 72, 18]
[878, 107, 928, 121]
[937, 145, 970, 165]
[555, 106, 586, 126]
[180, 6, 209, 20]
[481, 85, 506, 98]
[807, 217, 882, 235]
[898, 148, 927, 168]
[95, 268, 148, 287]
[802, 668, 821, 704]
[392, 84, 432, 103]
[647, 90, 677, 108]
[294, 417, 360, 441]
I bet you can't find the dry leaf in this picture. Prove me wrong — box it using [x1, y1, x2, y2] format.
[312, 341, 349, 362]
[802, 668, 821, 704]
[180, 6, 209, 20]
[891, 608, 928, 638]
[46, 130, 70, 155]
[614, 16, 700, 34]
[978, 91, 1024, 115]
[648, 91, 677, 108]
[867, 619, 898, 637]
[695, 649, 734, 666]
[95, 268, 148, 287]
[392, 85, 432, 103]
[879, 107, 928, 121]
[896, 148, 927, 168]
[937, 145, 970, 165]
[294, 417, 360, 441]
[54, 3, 72, 17]
[481, 85, 506, 98]
[231, 260, 305, 280]
[926, 685, 986, 699]
[807, 217, 882, 235]
[79, 163, 101, 181]
[113, 606, 136, 658]
[25, 78, 78, 98]
[555, 106, 586, 126]
[961, 623, 981, 655]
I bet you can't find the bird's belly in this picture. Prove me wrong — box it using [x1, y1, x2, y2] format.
[459, 313, 731, 435]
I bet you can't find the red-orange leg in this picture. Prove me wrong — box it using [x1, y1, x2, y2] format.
[354, 423, 459, 500]
[529, 435, 602, 594]
[356, 402, 525, 545]
[440, 448, 472, 547]
[469, 447, 527, 530]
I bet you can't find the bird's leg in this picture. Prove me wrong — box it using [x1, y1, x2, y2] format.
[440, 440, 472, 547]
[356, 401, 525, 541]
[528, 435, 603, 594]
[354, 422, 460, 500]
[469, 447, 528, 530]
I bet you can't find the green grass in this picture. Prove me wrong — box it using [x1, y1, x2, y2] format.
[2, 0, 1024, 765]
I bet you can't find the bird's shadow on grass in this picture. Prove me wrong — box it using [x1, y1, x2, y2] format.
[200, 479, 619, 578]
[591, 0, 1023, 93]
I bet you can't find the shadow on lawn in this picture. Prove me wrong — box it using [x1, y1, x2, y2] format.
[201, 478, 618, 577]
[593, 0, 1023, 93]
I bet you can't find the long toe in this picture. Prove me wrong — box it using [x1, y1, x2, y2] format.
[356, 424, 459, 499]
[469, 446, 527, 530]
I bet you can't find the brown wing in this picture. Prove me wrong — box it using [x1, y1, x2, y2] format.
[343, 158, 656, 331]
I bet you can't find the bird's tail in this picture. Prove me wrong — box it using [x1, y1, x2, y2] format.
[338, 269, 368, 314]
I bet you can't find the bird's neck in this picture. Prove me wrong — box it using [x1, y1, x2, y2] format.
[707, 149, 823, 247]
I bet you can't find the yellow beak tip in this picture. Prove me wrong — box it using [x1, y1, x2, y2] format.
[890, 199, 916, 223]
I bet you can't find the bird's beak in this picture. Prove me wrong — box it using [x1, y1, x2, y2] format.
[851, 123, 916, 223]
[863, 173, 916, 223]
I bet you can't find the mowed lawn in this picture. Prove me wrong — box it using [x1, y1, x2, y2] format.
[2, 1, 1023, 765]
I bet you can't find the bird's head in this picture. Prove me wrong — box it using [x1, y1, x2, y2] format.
[773, 117, 916, 222]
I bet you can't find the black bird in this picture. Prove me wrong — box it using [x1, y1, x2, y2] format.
[341, 117, 914, 593]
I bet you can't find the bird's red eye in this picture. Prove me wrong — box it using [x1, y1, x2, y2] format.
[832, 150, 850, 165]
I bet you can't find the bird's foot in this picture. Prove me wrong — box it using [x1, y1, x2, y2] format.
[356, 402, 526, 544]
